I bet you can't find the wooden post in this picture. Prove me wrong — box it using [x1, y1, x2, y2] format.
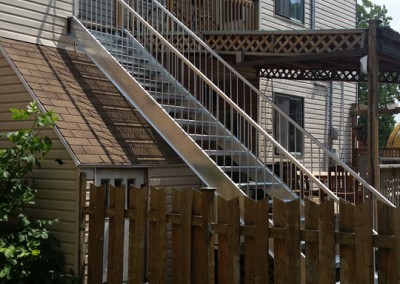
[367, 20, 381, 190]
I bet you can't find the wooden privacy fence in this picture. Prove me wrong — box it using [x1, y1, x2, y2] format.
[83, 184, 400, 284]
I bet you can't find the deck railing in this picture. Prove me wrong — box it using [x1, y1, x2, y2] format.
[167, 0, 256, 31]
[354, 147, 400, 206]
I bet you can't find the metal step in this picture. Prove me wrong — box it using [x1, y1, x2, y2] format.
[189, 134, 232, 142]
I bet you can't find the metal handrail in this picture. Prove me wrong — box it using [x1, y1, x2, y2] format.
[116, 0, 335, 199]
[144, 0, 393, 206]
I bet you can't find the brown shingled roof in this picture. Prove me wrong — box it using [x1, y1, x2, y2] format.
[0, 37, 183, 166]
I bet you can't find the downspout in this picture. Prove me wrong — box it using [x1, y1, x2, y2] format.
[73, 0, 79, 17]
[314, 81, 333, 168]
[329, 81, 334, 153]
[310, 0, 316, 29]
[339, 82, 345, 160]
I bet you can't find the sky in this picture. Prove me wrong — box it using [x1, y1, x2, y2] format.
[370, 0, 400, 123]
[370, 0, 400, 32]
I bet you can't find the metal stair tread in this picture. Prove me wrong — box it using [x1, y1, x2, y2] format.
[174, 119, 218, 127]
[159, 104, 203, 113]
[189, 134, 232, 141]
[204, 149, 247, 156]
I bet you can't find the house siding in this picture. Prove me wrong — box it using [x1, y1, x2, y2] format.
[315, 0, 356, 29]
[0, 0, 75, 48]
[259, 0, 356, 31]
[258, 0, 357, 167]
[0, 52, 79, 272]
[149, 166, 203, 190]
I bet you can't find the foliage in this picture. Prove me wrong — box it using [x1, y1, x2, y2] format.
[356, 0, 392, 28]
[356, 0, 399, 147]
[358, 83, 399, 147]
[0, 102, 75, 283]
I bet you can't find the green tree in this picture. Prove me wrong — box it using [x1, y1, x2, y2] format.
[356, 0, 399, 147]
[0, 102, 75, 283]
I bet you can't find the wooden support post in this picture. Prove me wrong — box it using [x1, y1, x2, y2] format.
[351, 106, 358, 169]
[367, 20, 381, 190]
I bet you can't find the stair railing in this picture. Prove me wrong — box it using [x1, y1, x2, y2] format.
[75, 0, 393, 208]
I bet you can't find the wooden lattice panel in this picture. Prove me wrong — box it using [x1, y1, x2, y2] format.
[203, 31, 366, 54]
[259, 68, 400, 83]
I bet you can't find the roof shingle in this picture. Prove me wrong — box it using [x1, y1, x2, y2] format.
[0, 37, 182, 166]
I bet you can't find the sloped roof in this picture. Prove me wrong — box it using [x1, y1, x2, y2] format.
[0, 37, 183, 166]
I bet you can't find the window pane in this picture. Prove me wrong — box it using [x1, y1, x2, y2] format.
[274, 94, 304, 154]
[290, 0, 304, 22]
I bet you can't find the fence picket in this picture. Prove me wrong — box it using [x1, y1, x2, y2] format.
[128, 186, 147, 283]
[244, 196, 269, 283]
[176, 189, 194, 283]
[172, 189, 181, 283]
[273, 197, 286, 284]
[217, 196, 241, 284]
[355, 199, 374, 284]
[376, 201, 400, 283]
[191, 190, 207, 284]
[148, 187, 167, 284]
[339, 199, 355, 283]
[107, 185, 125, 284]
[318, 200, 335, 284]
[87, 184, 106, 284]
[201, 188, 216, 284]
[286, 199, 301, 283]
[305, 198, 319, 284]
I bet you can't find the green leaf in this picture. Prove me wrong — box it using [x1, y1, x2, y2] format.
[10, 108, 29, 121]
[3, 246, 15, 258]
[31, 249, 40, 256]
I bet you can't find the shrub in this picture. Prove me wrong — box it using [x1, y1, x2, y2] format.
[0, 102, 76, 283]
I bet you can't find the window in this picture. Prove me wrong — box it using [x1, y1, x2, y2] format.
[274, 93, 304, 155]
[275, 0, 304, 23]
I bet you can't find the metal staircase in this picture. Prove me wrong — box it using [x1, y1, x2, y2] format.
[97, 28, 291, 195]
[70, 0, 393, 208]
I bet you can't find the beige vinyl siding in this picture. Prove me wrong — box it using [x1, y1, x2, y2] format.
[259, 78, 356, 168]
[0, 0, 74, 48]
[258, 0, 357, 167]
[0, 53, 79, 272]
[259, 0, 356, 31]
[315, 0, 356, 29]
[149, 166, 203, 190]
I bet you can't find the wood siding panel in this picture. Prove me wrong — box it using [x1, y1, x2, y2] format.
[0, 53, 79, 272]
[0, 0, 74, 48]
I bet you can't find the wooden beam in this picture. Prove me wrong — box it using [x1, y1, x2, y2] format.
[237, 49, 366, 67]
[367, 20, 381, 190]
[351, 104, 400, 116]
